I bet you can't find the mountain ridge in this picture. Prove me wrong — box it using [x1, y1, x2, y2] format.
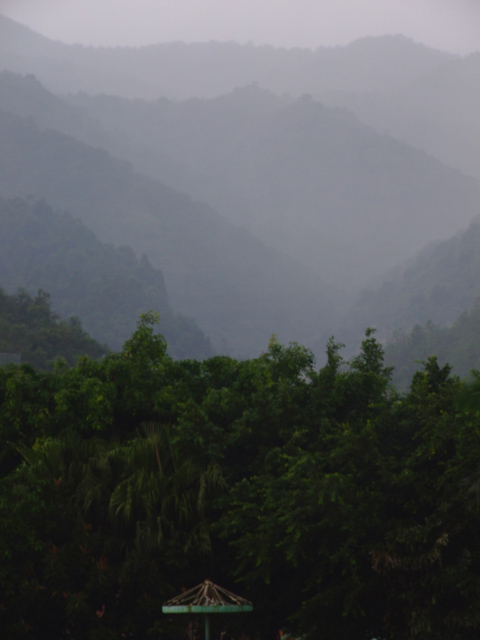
[0, 194, 213, 359]
[0, 14, 456, 99]
[64, 82, 480, 294]
[0, 106, 337, 357]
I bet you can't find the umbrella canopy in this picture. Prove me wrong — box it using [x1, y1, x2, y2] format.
[162, 579, 253, 614]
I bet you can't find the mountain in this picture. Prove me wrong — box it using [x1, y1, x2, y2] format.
[0, 286, 107, 370]
[65, 84, 480, 294]
[0, 14, 455, 99]
[0, 195, 213, 359]
[0, 69, 100, 143]
[384, 299, 480, 389]
[316, 53, 480, 181]
[340, 218, 480, 352]
[2, 18, 478, 357]
[0, 109, 336, 357]
[2, 70, 479, 313]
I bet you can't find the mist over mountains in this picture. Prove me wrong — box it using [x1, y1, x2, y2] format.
[1, 13, 480, 366]
[0, 14, 455, 99]
[65, 84, 480, 294]
[317, 52, 480, 182]
[0, 194, 213, 359]
[4, 12, 480, 640]
[0, 91, 337, 357]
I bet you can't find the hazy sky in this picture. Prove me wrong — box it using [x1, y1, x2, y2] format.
[1, 0, 479, 54]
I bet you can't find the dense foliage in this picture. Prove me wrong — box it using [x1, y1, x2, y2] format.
[2, 319, 480, 640]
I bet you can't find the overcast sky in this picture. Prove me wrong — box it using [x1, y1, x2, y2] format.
[1, 0, 479, 54]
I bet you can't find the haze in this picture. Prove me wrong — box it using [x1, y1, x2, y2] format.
[2, 0, 480, 628]
[1, 0, 480, 54]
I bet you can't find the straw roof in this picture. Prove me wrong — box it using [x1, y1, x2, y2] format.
[163, 579, 252, 612]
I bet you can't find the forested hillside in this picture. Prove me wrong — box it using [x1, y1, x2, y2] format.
[2, 65, 479, 355]
[0, 195, 213, 359]
[0, 287, 106, 369]
[2, 321, 480, 640]
[343, 219, 480, 348]
[0, 108, 337, 357]
[13, 67, 480, 303]
[384, 298, 480, 388]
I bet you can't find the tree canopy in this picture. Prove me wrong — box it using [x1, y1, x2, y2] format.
[2, 320, 480, 640]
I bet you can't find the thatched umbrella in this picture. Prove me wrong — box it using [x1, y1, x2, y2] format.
[162, 579, 253, 640]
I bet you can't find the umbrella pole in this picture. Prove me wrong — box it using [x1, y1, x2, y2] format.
[205, 613, 210, 640]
